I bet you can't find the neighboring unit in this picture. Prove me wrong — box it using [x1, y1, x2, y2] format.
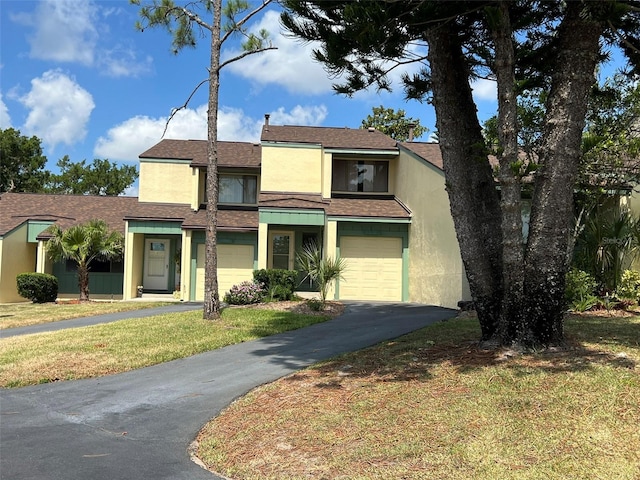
[0, 119, 470, 307]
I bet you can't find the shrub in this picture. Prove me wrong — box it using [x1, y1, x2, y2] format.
[570, 295, 599, 313]
[223, 281, 264, 305]
[616, 269, 640, 302]
[565, 269, 597, 305]
[306, 298, 325, 311]
[16, 273, 58, 303]
[253, 269, 297, 301]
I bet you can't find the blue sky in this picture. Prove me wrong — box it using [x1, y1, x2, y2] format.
[0, 0, 574, 196]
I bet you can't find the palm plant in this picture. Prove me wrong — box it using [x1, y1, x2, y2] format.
[296, 241, 347, 307]
[46, 219, 124, 301]
[573, 208, 636, 292]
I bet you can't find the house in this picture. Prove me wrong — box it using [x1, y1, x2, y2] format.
[0, 119, 470, 308]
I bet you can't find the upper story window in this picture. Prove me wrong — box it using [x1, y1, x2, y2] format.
[332, 159, 389, 193]
[219, 174, 257, 204]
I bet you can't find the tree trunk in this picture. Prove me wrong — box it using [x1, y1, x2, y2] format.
[78, 263, 90, 302]
[203, 0, 223, 320]
[523, 2, 604, 345]
[491, 1, 524, 344]
[426, 26, 503, 340]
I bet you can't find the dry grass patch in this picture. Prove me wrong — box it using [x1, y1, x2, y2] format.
[197, 313, 640, 480]
[0, 301, 171, 329]
[0, 302, 340, 388]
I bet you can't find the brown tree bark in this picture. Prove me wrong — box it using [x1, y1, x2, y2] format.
[491, 1, 524, 343]
[426, 26, 504, 341]
[203, 0, 223, 320]
[523, 2, 604, 344]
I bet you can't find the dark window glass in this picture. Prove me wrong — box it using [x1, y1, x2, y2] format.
[332, 160, 388, 193]
[218, 175, 257, 204]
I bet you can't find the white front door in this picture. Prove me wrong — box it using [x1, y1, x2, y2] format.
[144, 239, 170, 290]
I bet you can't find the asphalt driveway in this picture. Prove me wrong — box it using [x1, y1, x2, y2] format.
[0, 302, 455, 480]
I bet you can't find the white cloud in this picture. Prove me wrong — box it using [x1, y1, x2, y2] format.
[20, 0, 98, 66]
[19, 70, 95, 148]
[472, 79, 497, 102]
[223, 10, 335, 95]
[269, 105, 327, 126]
[0, 93, 11, 128]
[100, 47, 154, 78]
[94, 104, 329, 161]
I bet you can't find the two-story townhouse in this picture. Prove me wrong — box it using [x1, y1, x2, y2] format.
[0, 120, 469, 308]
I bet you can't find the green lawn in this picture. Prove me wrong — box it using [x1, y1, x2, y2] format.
[0, 305, 333, 388]
[0, 301, 171, 329]
[196, 312, 640, 480]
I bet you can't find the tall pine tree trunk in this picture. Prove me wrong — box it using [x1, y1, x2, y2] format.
[523, 2, 603, 344]
[426, 26, 503, 340]
[204, 0, 223, 320]
[491, 2, 524, 344]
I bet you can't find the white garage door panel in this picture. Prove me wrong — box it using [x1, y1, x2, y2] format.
[340, 236, 402, 301]
[195, 244, 254, 301]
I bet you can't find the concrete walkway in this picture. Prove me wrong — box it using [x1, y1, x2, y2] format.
[0, 302, 455, 480]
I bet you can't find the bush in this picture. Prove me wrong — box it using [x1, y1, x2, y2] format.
[306, 298, 325, 311]
[223, 281, 264, 305]
[616, 269, 640, 302]
[253, 269, 297, 301]
[16, 273, 58, 303]
[565, 269, 597, 305]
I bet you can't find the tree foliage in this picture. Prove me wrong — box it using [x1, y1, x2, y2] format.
[0, 128, 137, 196]
[360, 105, 428, 141]
[44, 156, 138, 196]
[282, 0, 640, 347]
[46, 220, 124, 302]
[0, 128, 49, 193]
[132, 0, 275, 319]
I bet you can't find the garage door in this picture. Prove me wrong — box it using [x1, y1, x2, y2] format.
[195, 244, 255, 301]
[339, 236, 403, 301]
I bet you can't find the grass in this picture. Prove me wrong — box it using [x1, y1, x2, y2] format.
[0, 301, 171, 329]
[0, 306, 333, 388]
[196, 312, 640, 480]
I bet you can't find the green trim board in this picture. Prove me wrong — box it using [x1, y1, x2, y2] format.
[325, 148, 398, 156]
[260, 209, 325, 226]
[261, 142, 322, 150]
[128, 221, 182, 234]
[139, 157, 192, 164]
[335, 221, 410, 302]
[327, 216, 411, 224]
[27, 221, 54, 243]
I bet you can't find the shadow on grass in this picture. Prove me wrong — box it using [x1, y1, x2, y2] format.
[284, 312, 639, 385]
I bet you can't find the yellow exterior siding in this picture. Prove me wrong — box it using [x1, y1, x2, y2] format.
[394, 149, 470, 308]
[261, 145, 322, 193]
[0, 223, 38, 303]
[139, 160, 193, 204]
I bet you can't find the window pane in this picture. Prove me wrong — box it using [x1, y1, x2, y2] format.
[272, 255, 289, 270]
[244, 175, 257, 203]
[272, 235, 290, 254]
[220, 175, 244, 203]
[332, 160, 388, 192]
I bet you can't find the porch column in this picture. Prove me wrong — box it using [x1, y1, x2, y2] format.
[35, 240, 47, 273]
[258, 222, 268, 269]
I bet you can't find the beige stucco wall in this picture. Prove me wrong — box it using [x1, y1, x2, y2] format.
[0, 223, 38, 303]
[261, 145, 322, 193]
[394, 149, 470, 308]
[123, 227, 145, 300]
[139, 160, 193, 204]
